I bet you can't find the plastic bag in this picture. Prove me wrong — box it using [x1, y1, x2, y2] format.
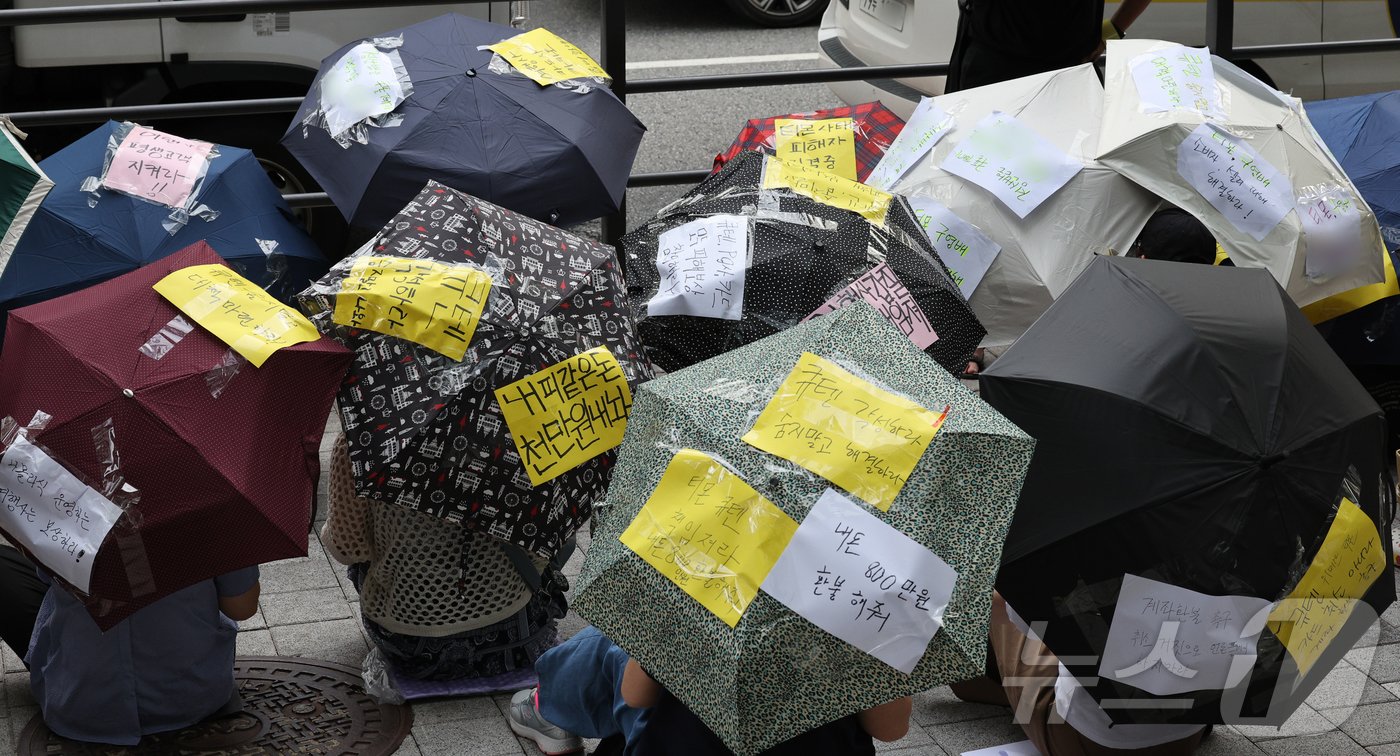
[361, 647, 408, 705]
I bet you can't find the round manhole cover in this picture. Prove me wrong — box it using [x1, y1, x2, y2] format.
[18, 656, 414, 755]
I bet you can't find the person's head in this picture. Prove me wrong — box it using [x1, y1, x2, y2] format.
[1130, 208, 1217, 265]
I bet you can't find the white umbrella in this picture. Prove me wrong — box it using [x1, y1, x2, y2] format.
[1097, 38, 1385, 308]
[888, 64, 1158, 348]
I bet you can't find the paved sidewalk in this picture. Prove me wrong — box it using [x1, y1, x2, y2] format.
[3, 411, 1400, 754]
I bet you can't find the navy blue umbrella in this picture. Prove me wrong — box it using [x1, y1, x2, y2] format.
[281, 14, 645, 231]
[1307, 90, 1400, 250]
[0, 121, 328, 342]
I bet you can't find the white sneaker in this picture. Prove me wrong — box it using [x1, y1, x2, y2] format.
[508, 688, 584, 755]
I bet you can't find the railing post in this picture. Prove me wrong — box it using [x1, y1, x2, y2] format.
[1206, 0, 1235, 60]
[600, 0, 627, 246]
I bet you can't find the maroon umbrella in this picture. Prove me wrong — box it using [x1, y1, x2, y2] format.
[0, 242, 351, 628]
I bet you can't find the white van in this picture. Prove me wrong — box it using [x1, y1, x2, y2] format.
[817, 0, 1400, 118]
[2, 1, 514, 245]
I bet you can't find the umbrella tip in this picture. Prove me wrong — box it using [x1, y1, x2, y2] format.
[1258, 451, 1289, 469]
[466, 68, 478, 77]
[121, 388, 135, 398]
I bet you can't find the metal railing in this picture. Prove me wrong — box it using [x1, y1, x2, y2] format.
[1, 0, 1398, 243]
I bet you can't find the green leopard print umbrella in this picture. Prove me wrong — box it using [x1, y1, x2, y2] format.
[574, 300, 1035, 755]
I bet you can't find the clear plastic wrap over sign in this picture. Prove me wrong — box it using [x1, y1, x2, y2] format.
[303, 36, 415, 147]
[81, 122, 221, 234]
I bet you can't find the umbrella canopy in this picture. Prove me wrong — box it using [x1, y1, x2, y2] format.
[0, 242, 351, 629]
[631, 150, 983, 374]
[710, 101, 906, 183]
[573, 300, 1034, 756]
[890, 63, 1160, 348]
[0, 121, 327, 343]
[1098, 39, 1386, 309]
[982, 257, 1394, 725]
[282, 14, 644, 231]
[0, 122, 52, 268]
[1306, 90, 1400, 252]
[297, 181, 651, 559]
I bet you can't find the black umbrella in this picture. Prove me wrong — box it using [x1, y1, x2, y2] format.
[622, 151, 983, 374]
[982, 257, 1395, 726]
[298, 181, 651, 558]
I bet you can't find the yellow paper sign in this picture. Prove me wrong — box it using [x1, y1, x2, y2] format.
[1268, 497, 1386, 676]
[488, 27, 610, 86]
[761, 155, 892, 226]
[619, 448, 799, 627]
[742, 352, 945, 511]
[153, 264, 319, 368]
[495, 346, 633, 486]
[773, 118, 858, 181]
[332, 256, 492, 362]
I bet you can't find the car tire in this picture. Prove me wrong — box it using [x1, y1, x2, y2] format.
[723, 0, 829, 27]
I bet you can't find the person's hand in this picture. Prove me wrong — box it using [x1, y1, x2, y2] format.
[1083, 40, 1106, 63]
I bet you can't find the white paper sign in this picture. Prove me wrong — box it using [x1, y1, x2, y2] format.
[961, 741, 1042, 756]
[865, 98, 955, 191]
[1129, 45, 1226, 118]
[940, 112, 1084, 219]
[909, 196, 1003, 297]
[760, 488, 958, 674]
[648, 215, 749, 321]
[1098, 574, 1272, 696]
[1177, 123, 1294, 241]
[1299, 189, 1365, 279]
[320, 42, 406, 138]
[0, 436, 124, 593]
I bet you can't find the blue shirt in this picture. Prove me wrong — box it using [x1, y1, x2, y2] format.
[25, 566, 259, 745]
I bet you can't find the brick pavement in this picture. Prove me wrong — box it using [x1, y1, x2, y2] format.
[3, 410, 1399, 754]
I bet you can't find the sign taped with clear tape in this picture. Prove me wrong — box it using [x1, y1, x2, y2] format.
[773, 118, 858, 181]
[153, 264, 320, 367]
[333, 255, 493, 361]
[0, 436, 124, 594]
[495, 346, 633, 486]
[102, 127, 214, 209]
[742, 352, 947, 511]
[620, 448, 798, 627]
[760, 487, 957, 674]
[648, 215, 749, 321]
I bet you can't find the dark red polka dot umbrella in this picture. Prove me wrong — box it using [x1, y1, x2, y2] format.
[0, 242, 352, 629]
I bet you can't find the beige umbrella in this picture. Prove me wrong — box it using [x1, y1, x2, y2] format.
[888, 64, 1159, 348]
[1097, 38, 1385, 308]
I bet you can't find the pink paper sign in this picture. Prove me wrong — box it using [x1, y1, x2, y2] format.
[101, 127, 214, 208]
[803, 263, 939, 349]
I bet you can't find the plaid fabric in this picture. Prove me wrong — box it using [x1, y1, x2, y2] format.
[711, 101, 906, 182]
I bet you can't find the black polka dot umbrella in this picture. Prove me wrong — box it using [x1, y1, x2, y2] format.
[622, 151, 984, 375]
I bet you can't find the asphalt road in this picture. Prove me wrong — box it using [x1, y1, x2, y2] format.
[519, 0, 845, 231]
